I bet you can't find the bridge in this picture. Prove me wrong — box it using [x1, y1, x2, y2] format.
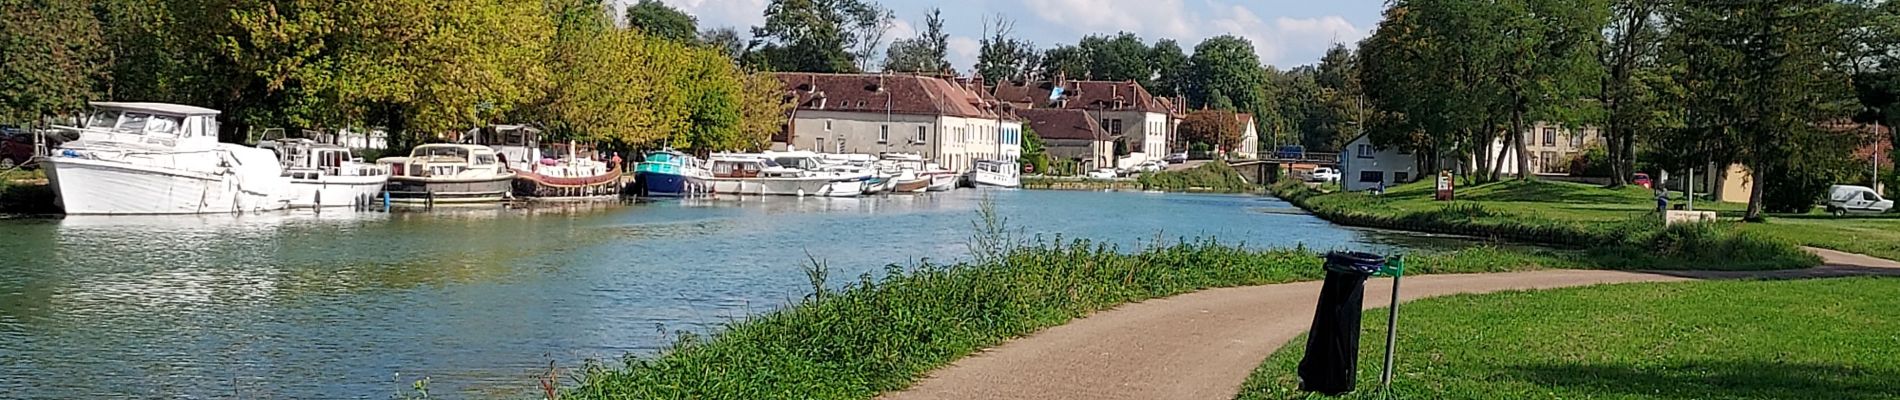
[1229, 152, 1339, 184]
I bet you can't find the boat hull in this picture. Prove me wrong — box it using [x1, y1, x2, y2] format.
[512, 169, 621, 198]
[891, 178, 930, 193]
[42, 157, 290, 215]
[926, 173, 958, 192]
[970, 171, 1021, 188]
[635, 171, 708, 197]
[289, 175, 388, 208]
[384, 174, 515, 204]
[711, 177, 837, 196]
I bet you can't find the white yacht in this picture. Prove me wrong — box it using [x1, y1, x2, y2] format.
[765, 151, 868, 197]
[260, 138, 390, 208]
[968, 160, 1022, 188]
[41, 102, 292, 215]
[708, 154, 860, 197]
[377, 144, 516, 204]
[878, 153, 932, 193]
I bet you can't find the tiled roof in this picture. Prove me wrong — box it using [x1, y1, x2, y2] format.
[774, 72, 1005, 119]
[992, 80, 1171, 114]
[1017, 108, 1109, 141]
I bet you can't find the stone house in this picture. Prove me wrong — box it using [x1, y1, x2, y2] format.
[993, 80, 1175, 168]
[1016, 108, 1114, 173]
[774, 72, 1022, 172]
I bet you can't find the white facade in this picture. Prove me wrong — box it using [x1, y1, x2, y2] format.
[787, 111, 1020, 172]
[1236, 116, 1259, 160]
[1340, 135, 1420, 192]
[1104, 110, 1169, 168]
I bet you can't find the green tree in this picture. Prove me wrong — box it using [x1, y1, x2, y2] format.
[1185, 36, 1269, 118]
[1494, 0, 1610, 180]
[1083, 32, 1152, 85]
[0, 0, 107, 125]
[699, 27, 747, 61]
[974, 15, 1036, 85]
[100, 0, 255, 139]
[1672, 0, 1858, 219]
[1040, 45, 1089, 81]
[753, 0, 892, 73]
[1310, 44, 1364, 152]
[676, 50, 743, 152]
[1020, 125, 1048, 174]
[1148, 39, 1188, 98]
[1598, 0, 1669, 187]
[735, 71, 792, 151]
[625, 0, 698, 43]
[882, 8, 950, 73]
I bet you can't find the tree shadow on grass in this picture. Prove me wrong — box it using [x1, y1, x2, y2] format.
[1507, 361, 1900, 400]
[1463, 182, 1643, 205]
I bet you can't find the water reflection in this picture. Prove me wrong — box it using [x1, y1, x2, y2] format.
[0, 190, 1447, 398]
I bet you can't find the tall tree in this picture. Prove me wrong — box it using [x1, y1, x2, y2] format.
[0, 0, 107, 125]
[1082, 32, 1153, 85]
[1040, 45, 1090, 81]
[974, 14, 1036, 85]
[735, 71, 793, 151]
[1673, 0, 1857, 219]
[1598, 0, 1668, 187]
[1185, 36, 1269, 117]
[1149, 39, 1189, 98]
[700, 27, 748, 61]
[1179, 109, 1243, 152]
[1311, 44, 1365, 152]
[882, 8, 950, 74]
[753, 0, 891, 73]
[625, 0, 698, 43]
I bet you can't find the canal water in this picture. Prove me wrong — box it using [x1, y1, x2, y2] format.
[0, 190, 1445, 398]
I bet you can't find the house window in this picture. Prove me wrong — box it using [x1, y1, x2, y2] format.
[916, 126, 927, 143]
[1540, 151, 1558, 173]
[879, 125, 889, 143]
[825, 120, 833, 131]
[1542, 128, 1556, 146]
[1357, 144, 1375, 158]
[1395, 172, 1410, 182]
[1110, 119, 1124, 135]
[1571, 133, 1583, 147]
[1359, 171, 1385, 183]
[816, 137, 825, 151]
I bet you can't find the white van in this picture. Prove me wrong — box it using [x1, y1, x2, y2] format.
[1825, 185, 1893, 215]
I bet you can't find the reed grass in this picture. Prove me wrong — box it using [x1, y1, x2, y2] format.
[1270, 180, 1819, 270]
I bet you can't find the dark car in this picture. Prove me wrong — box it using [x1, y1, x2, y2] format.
[1, 125, 42, 169]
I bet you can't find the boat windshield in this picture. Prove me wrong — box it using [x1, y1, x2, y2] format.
[772, 157, 816, 170]
[645, 153, 676, 163]
[86, 110, 121, 130]
[417, 146, 470, 159]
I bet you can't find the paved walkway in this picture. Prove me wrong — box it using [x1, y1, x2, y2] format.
[882, 248, 1900, 400]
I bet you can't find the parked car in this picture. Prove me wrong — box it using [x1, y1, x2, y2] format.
[1633, 173, 1653, 189]
[0, 126, 37, 170]
[1310, 167, 1341, 183]
[1134, 161, 1166, 173]
[1086, 168, 1119, 179]
[1165, 152, 1189, 164]
[1825, 185, 1893, 216]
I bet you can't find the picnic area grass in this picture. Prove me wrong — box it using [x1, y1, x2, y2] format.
[1276, 178, 1900, 262]
[1271, 180, 1820, 270]
[1235, 277, 1900, 400]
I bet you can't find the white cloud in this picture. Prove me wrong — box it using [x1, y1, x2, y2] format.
[640, 0, 769, 30]
[947, 36, 982, 71]
[1023, 0, 1195, 38]
[888, 19, 919, 42]
[1020, 0, 1366, 67]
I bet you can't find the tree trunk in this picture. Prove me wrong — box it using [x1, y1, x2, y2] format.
[1744, 160, 1766, 222]
[1605, 127, 1625, 187]
[1513, 105, 1530, 180]
[1492, 127, 1511, 180]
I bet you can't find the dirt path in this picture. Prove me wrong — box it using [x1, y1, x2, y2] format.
[882, 248, 1900, 400]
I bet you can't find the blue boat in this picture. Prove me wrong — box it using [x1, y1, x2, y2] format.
[633, 150, 711, 197]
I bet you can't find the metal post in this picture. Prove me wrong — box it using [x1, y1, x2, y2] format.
[1379, 268, 1402, 392]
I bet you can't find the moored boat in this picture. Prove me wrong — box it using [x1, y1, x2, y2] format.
[260, 138, 390, 208]
[633, 149, 711, 197]
[968, 159, 1021, 188]
[924, 163, 958, 192]
[708, 154, 857, 197]
[473, 125, 620, 199]
[378, 144, 516, 204]
[40, 102, 292, 215]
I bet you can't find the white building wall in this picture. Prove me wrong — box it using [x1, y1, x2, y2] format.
[1236, 119, 1259, 159]
[1340, 135, 1420, 192]
[790, 111, 939, 156]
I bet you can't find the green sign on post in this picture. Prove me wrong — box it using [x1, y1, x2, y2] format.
[1376, 255, 1405, 396]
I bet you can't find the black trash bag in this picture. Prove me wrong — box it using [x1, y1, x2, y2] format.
[1298, 251, 1384, 395]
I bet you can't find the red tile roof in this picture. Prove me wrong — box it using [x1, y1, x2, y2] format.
[1017, 108, 1109, 141]
[992, 80, 1171, 114]
[774, 72, 1006, 119]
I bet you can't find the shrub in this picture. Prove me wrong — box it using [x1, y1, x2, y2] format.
[1137, 161, 1256, 193]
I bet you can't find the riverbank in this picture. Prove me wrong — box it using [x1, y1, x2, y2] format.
[1023, 161, 1262, 193]
[1021, 176, 1142, 191]
[1269, 180, 1822, 270]
[1236, 276, 1900, 399]
[0, 170, 54, 216]
[559, 199, 1812, 398]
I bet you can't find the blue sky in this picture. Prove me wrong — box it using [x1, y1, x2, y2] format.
[625, 0, 1386, 71]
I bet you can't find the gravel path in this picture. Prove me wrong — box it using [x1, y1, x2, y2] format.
[881, 248, 1900, 400]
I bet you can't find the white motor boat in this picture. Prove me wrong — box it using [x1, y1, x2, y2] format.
[377, 144, 517, 204]
[708, 154, 860, 197]
[969, 160, 1022, 188]
[924, 162, 958, 192]
[260, 138, 390, 208]
[41, 102, 292, 215]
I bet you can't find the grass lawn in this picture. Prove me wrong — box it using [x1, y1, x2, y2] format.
[1283, 178, 1900, 263]
[1236, 277, 1900, 400]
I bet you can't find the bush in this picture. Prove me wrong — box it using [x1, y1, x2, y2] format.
[1569, 145, 1613, 178]
[1136, 161, 1256, 193]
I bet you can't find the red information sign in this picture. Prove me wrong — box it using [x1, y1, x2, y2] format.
[1434, 170, 1454, 201]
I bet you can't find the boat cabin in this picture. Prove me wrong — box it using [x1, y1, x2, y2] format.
[66, 102, 224, 150]
[263, 138, 385, 180]
[973, 160, 1018, 176]
[710, 156, 803, 179]
[381, 144, 505, 178]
